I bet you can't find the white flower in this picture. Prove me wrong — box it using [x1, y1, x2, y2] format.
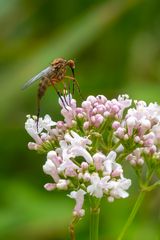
[58, 158, 78, 174]
[43, 159, 59, 183]
[70, 146, 93, 164]
[56, 179, 69, 190]
[104, 151, 119, 175]
[25, 116, 43, 144]
[65, 130, 92, 148]
[107, 178, 131, 200]
[68, 189, 86, 217]
[42, 114, 56, 131]
[60, 131, 93, 164]
[87, 173, 104, 198]
[93, 152, 106, 171]
[47, 151, 62, 167]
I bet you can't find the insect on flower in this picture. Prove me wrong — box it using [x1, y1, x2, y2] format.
[22, 58, 83, 129]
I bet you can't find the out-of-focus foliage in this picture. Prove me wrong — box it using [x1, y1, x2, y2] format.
[0, 0, 160, 239]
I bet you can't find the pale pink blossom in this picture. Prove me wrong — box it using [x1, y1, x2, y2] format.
[87, 173, 104, 198]
[43, 159, 59, 182]
[68, 189, 86, 217]
[44, 183, 56, 191]
[56, 179, 69, 190]
[93, 152, 106, 171]
[106, 178, 131, 201]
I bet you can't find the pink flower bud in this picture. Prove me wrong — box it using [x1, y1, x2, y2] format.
[44, 183, 56, 191]
[96, 95, 107, 104]
[86, 96, 97, 104]
[111, 105, 119, 114]
[43, 160, 60, 183]
[91, 116, 96, 123]
[134, 136, 140, 143]
[77, 113, 84, 118]
[149, 145, 157, 154]
[65, 168, 77, 177]
[94, 114, 104, 127]
[78, 173, 83, 180]
[115, 127, 125, 138]
[108, 196, 114, 202]
[112, 121, 120, 130]
[137, 158, 144, 165]
[82, 100, 92, 109]
[81, 162, 89, 170]
[126, 116, 137, 136]
[47, 150, 57, 159]
[96, 104, 106, 114]
[83, 121, 90, 129]
[141, 119, 151, 129]
[28, 142, 39, 150]
[92, 108, 97, 114]
[93, 152, 106, 171]
[56, 121, 64, 128]
[83, 172, 91, 182]
[124, 134, 129, 140]
[56, 179, 68, 190]
[103, 111, 110, 117]
[47, 151, 62, 167]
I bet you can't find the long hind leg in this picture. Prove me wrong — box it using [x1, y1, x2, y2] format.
[62, 80, 72, 106]
[36, 77, 50, 131]
[51, 80, 68, 111]
[36, 97, 41, 132]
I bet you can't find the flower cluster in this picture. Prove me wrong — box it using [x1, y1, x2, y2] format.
[113, 100, 160, 167]
[25, 94, 160, 218]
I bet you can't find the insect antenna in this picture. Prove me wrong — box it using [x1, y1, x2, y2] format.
[68, 80, 71, 105]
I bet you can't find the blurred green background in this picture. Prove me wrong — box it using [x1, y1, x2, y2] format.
[0, 0, 160, 239]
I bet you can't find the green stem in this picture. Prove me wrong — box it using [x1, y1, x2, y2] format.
[69, 216, 80, 240]
[142, 180, 160, 192]
[90, 207, 100, 240]
[117, 190, 145, 240]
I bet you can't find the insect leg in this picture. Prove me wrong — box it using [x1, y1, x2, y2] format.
[51, 81, 68, 111]
[62, 81, 71, 106]
[37, 77, 50, 131]
[62, 84, 68, 106]
[36, 97, 40, 132]
[65, 76, 84, 100]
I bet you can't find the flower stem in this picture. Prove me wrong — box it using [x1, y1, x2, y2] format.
[69, 222, 76, 240]
[117, 190, 145, 240]
[69, 216, 80, 240]
[90, 207, 100, 240]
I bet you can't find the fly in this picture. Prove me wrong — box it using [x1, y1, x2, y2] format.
[22, 58, 83, 130]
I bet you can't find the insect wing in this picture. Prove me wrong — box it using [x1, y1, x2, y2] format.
[22, 66, 52, 90]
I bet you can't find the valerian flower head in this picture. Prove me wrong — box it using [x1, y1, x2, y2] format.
[25, 94, 160, 218]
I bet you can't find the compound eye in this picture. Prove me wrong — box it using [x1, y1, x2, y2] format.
[68, 60, 75, 69]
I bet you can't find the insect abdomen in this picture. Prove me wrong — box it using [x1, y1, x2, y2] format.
[38, 77, 50, 99]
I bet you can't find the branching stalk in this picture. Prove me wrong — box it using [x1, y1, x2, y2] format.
[117, 190, 145, 240]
